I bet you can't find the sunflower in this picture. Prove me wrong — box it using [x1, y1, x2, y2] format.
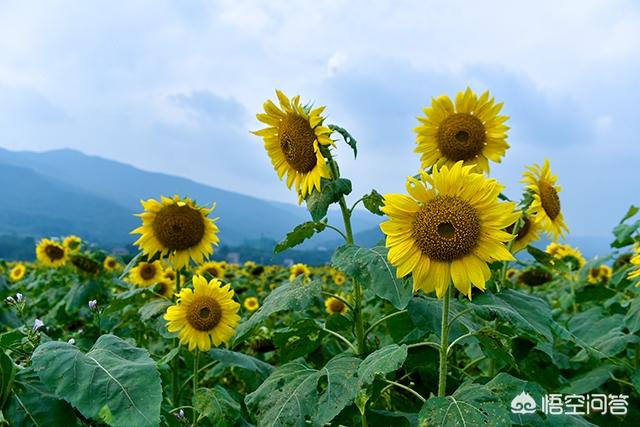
[332, 270, 346, 286]
[546, 243, 585, 270]
[324, 296, 348, 315]
[10, 263, 27, 282]
[63, 235, 82, 252]
[35, 238, 68, 268]
[103, 256, 120, 272]
[164, 275, 241, 351]
[243, 297, 260, 312]
[381, 161, 519, 299]
[197, 261, 226, 279]
[254, 90, 334, 201]
[289, 263, 311, 281]
[131, 195, 220, 268]
[517, 267, 553, 287]
[414, 88, 509, 173]
[506, 214, 542, 253]
[157, 279, 177, 298]
[587, 265, 612, 284]
[522, 160, 569, 240]
[506, 268, 518, 280]
[128, 261, 164, 287]
[628, 251, 640, 282]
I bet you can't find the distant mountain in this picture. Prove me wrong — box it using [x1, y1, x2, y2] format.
[0, 147, 379, 251]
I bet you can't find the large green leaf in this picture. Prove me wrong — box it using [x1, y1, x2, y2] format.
[418, 382, 511, 427]
[362, 189, 384, 216]
[208, 348, 274, 379]
[328, 124, 358, 158]
[305, 178, 352, 222]
[245, 354, 361, 426]
[234, 278, 321, 343]
[357, 344, 407, 388]
[472, 289, 554, 343]
[0, 350, 15, 408]
[559, 365, 614, 394]
[32, 334, 162, 427]
[4, 369, 77, 427]
[332, 244, 413, 309]
[273, 319, 326, 361]
[193, 386, 241, 427]
[407, 296, 475, 340]
[624, 298, 640, 334]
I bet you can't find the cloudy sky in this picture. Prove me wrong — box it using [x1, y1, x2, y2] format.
[1, 0, 639, 238]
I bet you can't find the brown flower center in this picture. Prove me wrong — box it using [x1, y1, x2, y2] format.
[107, 259, 117, 268]
[186, 296, 222, 331]
[45, 244, 65, 261]
[412, 196, 481, 262]
[329, 299, 345, 313]
[152, 204, 206, 250]
[279, 113, 318, 173]
[206, 267, 220, 277]
[436, 113, 486, 161]
[506, 217, 531, 242]
[140, 263, 157, 280]
[539, 181, 561, 220]
[589, 268, 600, 278]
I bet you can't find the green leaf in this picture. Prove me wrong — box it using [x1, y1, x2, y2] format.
[407, 296, 475, 340]
[245, 354, 361, 426]
[208, 348, 274, 379]
[328, 124, 358, 158]
[305, 178, 352, 222]
[233, 278, 321, 343]
[138, 299, 172, 321]
[611, 218, 640, 248]
[274, 319, 325, 362]
[418, 382, 511, 427]
[332, 245, 413, 310]
[619, 205, 639, 224]
[472, 289, 554, 343]
[632, 368, 640, 394]
[357, 344, 407, 388]
[155, 347, 180, 367]
[526, 246, 555, 266]
[1, 350, 15, 408]
[32, 334, 162, 427]
[274, 221, 327, 253]
[0, 330, 25, 351]
[624, 298, 640, 333]
[485, 373, 546, 426]
[559, 365, 614, 394]
[193, 386, 241, 427]
[475, 328, 516, 367]
[362, 189, 384, 216]
[4, 368, 77, 427]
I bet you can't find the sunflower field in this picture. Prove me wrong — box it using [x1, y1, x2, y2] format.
[1, 88, 640, 427]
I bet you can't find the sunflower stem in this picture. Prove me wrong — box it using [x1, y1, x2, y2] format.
[498, 216, 524, 292]
[437, 285, 452, 397]
[192, 349, 199, 425]
[171, 271, 182, 407]
[326, 151, 365, 357]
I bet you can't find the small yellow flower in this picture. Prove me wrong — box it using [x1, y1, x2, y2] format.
[506, 268, 518, 280]
[289, 263, 311, 281]
[128, 261, 164, 287]
[35, 238, 67, 268]
[629, 251, 640, 282]
[63, 235, 82, 252]
[164, 275, 241, 351]
[10, 263, 27, 282]
[103, 256, 120, 272]
[587, 265, 612, 284]
[332, 270, 346, 286]
[324, 297, 348, 315]
[243, 297, 260, 312]
[197, 261, 226, 279]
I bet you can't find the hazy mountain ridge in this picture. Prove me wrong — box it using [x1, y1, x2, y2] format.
[0, 147, 378, 252]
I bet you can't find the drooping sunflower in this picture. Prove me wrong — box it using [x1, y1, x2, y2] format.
[517, 267, 553, 287]
[254, 90, 334, 201]
[63, 235, 82, 252]
[587, 264, 612, 284]
[131, 195, 220, 268]
[128, 261, 164, 287]
[414, 87, 509, 173]
[10, 263, 27, 282]
[522, 160, 569, 240]
[157, 278, 176, 298]
[381, 161, 519, 299]
[324, 296, 348, 315]
[35, 238, 68, 268]
[103, 256, 120, 272]
[627, 250, 640, 282]
[243, 297, 260, 312]
[289, 263, 311, 281]
[196, 261, 226, 279]
[164, 275, 241, 351]
[506, 213, 542, 253]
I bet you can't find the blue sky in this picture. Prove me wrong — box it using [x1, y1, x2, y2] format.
[1, 0, 639, 238]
